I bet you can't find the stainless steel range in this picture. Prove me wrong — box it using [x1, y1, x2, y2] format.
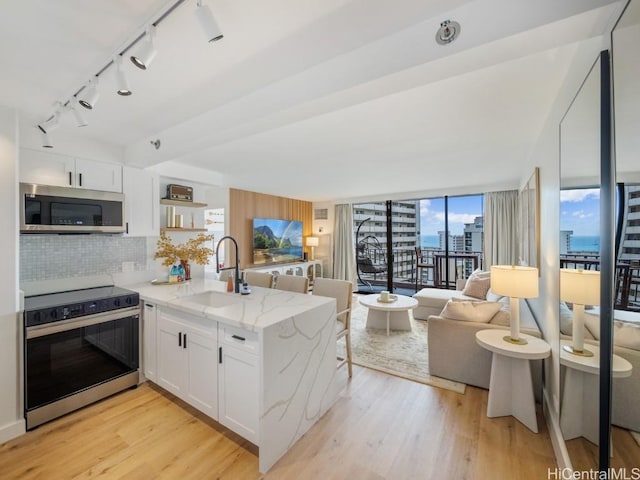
[23, 285, 140, 429]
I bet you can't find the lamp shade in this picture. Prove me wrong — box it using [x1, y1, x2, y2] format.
[560, 269, 600, 306]
[306, 236, 319, 247]
[490, 265, 539, 299]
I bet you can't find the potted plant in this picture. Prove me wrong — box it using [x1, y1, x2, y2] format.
[154, 232, 214, 280]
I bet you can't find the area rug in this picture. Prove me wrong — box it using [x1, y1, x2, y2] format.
[631, 431, 640, 447]
[337, 295, 466, 394]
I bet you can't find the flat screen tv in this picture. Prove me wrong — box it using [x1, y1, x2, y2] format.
[252, 218, 303, 265]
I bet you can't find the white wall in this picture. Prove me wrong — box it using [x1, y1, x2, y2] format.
[0, 106, 25, 442]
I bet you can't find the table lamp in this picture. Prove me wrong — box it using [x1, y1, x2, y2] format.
[490, 265, 539, 345]
[560, 269, 600, 357]
[306, 236, 319, 260]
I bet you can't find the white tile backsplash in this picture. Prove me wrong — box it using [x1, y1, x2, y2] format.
[20, 235, 147, 282]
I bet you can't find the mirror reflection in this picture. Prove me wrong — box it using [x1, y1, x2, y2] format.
[559, 54, 603, 470]
[610, 0, 640, 468]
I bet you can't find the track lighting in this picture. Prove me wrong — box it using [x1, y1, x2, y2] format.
[114, 55, 132, 96]
[78, 78, 100, 109]
[41, 132, 53, 148]
[195, 0, 223, 42]
[36, 0, 226, 140]
[130, 26, 157, 70]
[69, 97, 88, 127]
[37, 114, 59, 134]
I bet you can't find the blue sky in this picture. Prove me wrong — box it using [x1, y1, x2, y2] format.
[560, 188, 600, 236]
[419, 195, 483, 235]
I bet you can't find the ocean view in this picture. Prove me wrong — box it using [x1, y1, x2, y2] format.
[421, 234, 600, 253]
[570, 235, 600, 253]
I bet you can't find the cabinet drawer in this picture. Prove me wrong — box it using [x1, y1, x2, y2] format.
[219, 324, 259, 354]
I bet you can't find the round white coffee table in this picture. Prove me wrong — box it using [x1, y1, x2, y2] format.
[358, 294, 418, 336]
[476, 329, 551, 433]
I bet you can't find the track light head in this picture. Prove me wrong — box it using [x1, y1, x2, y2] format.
[69, 97, 88, 127]
[195, 0, 223, 42]
[130, 26, 157, 70]
[41, 131, 53, 148]
[37, 112, 60, 134]
[114, 55, 132, 96]
[78, 78, 100, 109]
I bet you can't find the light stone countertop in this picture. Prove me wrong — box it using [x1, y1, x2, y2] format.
[124, 278, 333, 332]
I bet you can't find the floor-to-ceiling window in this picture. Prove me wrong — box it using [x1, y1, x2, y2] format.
[353, 194, 484, 293]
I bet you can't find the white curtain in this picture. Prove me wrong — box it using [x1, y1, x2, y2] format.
[333, 204, 357, 288]
[484, 190, 519, 268]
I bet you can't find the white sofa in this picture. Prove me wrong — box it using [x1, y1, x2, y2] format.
[413, 285, 543, 394]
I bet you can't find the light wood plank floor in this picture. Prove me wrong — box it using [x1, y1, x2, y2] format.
[0, 366, 557, 479]
[566, 427, 640, 471]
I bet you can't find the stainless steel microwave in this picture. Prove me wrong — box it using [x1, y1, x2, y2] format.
[20, 183, 125, 234]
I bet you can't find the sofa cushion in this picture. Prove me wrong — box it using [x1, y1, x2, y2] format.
[441, 298, 503, 323]
[414, 288, 473, 309]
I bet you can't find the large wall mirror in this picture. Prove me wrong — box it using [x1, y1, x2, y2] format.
[610, 0, 640, 468]
[559, 53, 604, 471]
[559, 0, 640, 470]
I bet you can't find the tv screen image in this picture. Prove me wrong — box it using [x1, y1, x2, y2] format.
[253, 218, 303, 265]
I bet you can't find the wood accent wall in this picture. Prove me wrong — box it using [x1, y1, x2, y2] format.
[228, 188, 313, 270]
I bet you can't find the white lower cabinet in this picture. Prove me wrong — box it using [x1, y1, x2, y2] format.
[151, 305, 259, 443]
[218, 329, 259, 443]
[156, 308, 218, 420]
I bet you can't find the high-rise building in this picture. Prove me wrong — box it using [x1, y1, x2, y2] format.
[353, 201, 420, 285]
[560, 230, 573, 255]
[618, 186, 640, 264]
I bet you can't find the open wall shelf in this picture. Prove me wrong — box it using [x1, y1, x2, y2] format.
[160, 199, 208, 208]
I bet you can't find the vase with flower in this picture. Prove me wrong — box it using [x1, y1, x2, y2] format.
[154, 232, 213, 281]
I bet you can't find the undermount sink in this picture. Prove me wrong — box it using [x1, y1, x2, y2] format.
[186, 291, 242, 308]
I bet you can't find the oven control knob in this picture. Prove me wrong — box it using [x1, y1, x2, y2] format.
[125, 296, 133, 305]
[114, 298, 121, 307]
[50, 309, 58, 320]
[32, 311, 41, 323]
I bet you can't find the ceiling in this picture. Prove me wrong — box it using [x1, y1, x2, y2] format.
[0, 0, 624, 201]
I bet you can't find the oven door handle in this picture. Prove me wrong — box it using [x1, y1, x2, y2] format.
[26, 306, 141, 339]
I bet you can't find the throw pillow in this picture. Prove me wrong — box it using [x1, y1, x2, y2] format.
[461, 275, 491, 300]
[613, 320, 640, 349]
[559, 302, 574, 336]
[440, 299, 502, 323]
[581, 311, 640, 349]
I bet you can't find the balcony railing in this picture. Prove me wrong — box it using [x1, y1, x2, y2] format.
[357, 246, 484, 290]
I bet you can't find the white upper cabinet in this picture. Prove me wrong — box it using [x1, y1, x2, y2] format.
[123, 166, 159, 237]
[19, 148, 75, 187]
[19, 148, 122, 192]
[74, 157, 122, 192]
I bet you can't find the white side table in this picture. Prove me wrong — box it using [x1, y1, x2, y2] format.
[560, 339, 632, 445]
[475, 329, 551, 433]
[358, 294, 418, 336]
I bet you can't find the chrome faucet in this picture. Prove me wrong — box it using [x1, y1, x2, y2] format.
[215, 235, 241, 293]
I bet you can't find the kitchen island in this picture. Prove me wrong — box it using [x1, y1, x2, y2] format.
[127, 279, 338, 473]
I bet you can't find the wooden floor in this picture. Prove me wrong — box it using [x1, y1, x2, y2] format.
[0, 366, 557, 479]
[566, 427, 640, 471]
